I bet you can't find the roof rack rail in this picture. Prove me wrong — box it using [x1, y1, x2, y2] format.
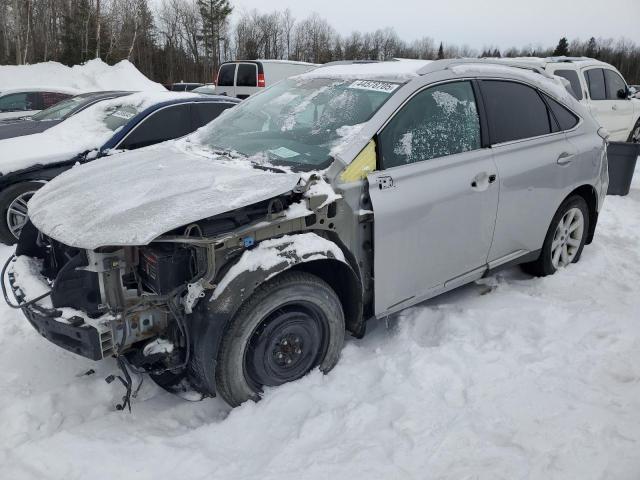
[545, 56, 593, 63]
[416, 58, 555, 79]
[320, 59, 382, 67]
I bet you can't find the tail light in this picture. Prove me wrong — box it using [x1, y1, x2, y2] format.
[257, 73, 265, 87]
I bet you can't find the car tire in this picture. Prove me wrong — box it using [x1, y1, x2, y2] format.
[192, 271, 345, 407]
[0, 181, 43, 245]
[629, 118, 640, 143]
[522, 195, 590, 277]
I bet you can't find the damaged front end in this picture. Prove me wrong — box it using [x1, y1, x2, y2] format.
[5, 174, 360, 405]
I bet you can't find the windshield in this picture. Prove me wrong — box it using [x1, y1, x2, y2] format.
[103, 105, 140, 131]
[196, 77, 399, 170]
[31, 96, 85, 121]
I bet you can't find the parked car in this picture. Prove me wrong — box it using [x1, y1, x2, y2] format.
[630, 85, 640, 99]
[496, 57, 640, 143]
[0, 87, 78, 121]
[0, 91, 130, 140]
[167, 82, 204, 92]
[214, 60, 318, 99]
[0, 92, 239, 243]
[6, 59, 607, 408]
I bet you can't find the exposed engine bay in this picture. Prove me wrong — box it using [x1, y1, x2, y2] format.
[4, 174, 363, 409]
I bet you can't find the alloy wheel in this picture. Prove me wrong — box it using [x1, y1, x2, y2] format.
[6, 190, 35, 239]
[551, 207, 584, 269]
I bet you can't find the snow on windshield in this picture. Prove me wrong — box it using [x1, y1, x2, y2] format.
[189, 77, 398, 171]
[0, 92, 196, 175]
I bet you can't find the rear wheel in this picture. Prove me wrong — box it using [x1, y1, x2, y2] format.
[522, 195, 589, 277]
[0, 181, 42, 245]
[194, 271, 345, 407]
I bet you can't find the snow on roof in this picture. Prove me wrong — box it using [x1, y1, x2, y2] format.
[301, 60, 433, 82]
[0, 91, 197, 175]
[0, 59, 165, 92]
[0, 86, 81, 96]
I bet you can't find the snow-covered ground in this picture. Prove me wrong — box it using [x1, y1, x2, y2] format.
[2, 168, 640, 479]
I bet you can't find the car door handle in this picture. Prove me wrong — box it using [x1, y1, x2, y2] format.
[557, 152, 574, 165]
[612, 104, 618, 111]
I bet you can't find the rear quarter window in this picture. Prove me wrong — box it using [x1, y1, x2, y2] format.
[544, 95, 579, 131]
[481, 80, 552, 144]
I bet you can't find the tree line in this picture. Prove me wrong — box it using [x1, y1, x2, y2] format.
[1, 0, 639, 85]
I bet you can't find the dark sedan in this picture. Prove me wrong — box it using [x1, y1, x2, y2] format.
[0, 93, 240, 243]
[0, 91, 131, 140]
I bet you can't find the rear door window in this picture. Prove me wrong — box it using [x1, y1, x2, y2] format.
[192, 102, 235, 129]
[120, 104, 192, 150]
[553, 69, 583, 100]
[379, 81, 481, 168]
[236, 64, 257, 87]
[217, 64, 236, 87]
[544, 95, 579, 131]
[481, 80, 552, 144]
[585, 69, 606, 100]
[604, 70, 627, 100]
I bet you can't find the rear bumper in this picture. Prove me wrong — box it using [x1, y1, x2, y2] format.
[7, 259, 115, 361]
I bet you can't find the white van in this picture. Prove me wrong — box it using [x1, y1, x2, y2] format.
[214, 60, 318, 99]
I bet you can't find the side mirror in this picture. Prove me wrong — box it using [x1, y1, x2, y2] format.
[617, 88, 627, 99]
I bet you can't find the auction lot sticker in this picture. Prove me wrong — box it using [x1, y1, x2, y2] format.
[348, 80, 399, 93]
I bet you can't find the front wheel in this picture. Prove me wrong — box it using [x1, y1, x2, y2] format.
[194, 271, 345, 407]
[0, 181, 43, 245]
[522, 195, 590, 277]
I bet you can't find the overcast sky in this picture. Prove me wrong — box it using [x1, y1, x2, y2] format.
[229, 0, 639, 50]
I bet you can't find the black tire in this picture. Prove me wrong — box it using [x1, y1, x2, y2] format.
[629, 118, 640, 143]
[192, 271, 345, 407]
[522, 195, 590, 277]
[0, 181, 43, 245]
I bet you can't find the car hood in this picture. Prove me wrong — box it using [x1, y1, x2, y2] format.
[28, 144, 302, 249]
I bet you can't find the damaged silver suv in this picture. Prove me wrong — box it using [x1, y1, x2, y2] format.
[5, 59, 608, 408]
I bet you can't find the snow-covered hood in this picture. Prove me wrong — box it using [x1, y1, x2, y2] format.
[28, 145, 301, 249]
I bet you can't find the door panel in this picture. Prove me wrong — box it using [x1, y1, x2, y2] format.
[215, 63, 236, 97]
[488, 134, 575, 262]
[368, 150, 498, 315]
[235, 63, 258, 99]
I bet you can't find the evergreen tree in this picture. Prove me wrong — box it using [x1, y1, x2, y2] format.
[197, 0, 232, 71]
[437, 42, 444, 59]
[585, 37, 598, 58]
[492, 48, 501, 58]
[553, 37, 570, 56]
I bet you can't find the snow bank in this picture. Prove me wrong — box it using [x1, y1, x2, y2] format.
[0, 58, 165, 92]
[0, 91, 196, 175]
[3, 167, 640, 478]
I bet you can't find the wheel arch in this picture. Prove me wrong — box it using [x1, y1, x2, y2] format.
[188, 235, 364, 395]
[566, 184, 598, 244]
